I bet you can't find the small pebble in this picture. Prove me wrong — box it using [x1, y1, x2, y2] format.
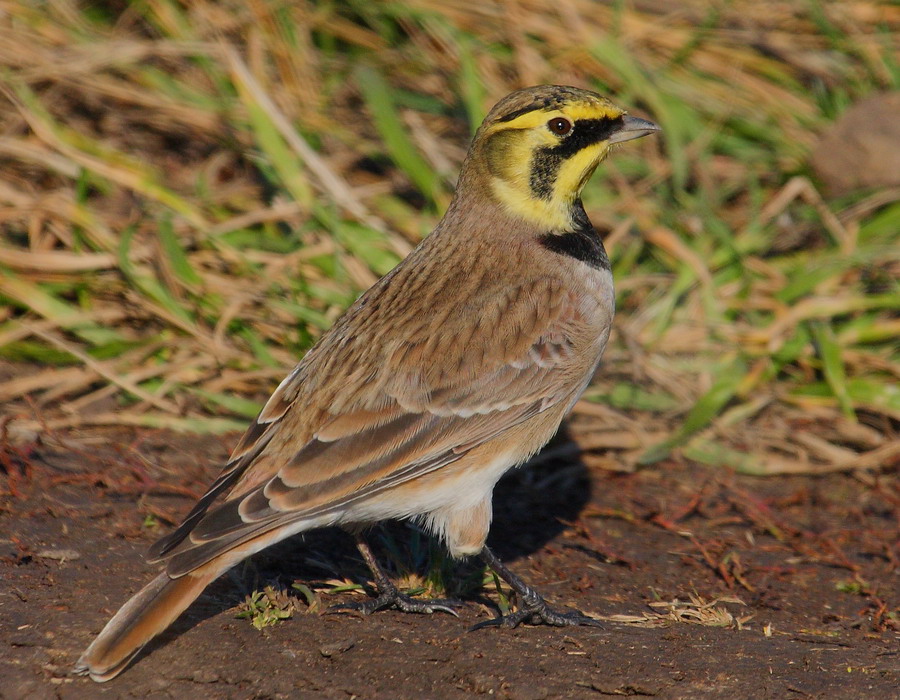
[319, 638, 356, 657]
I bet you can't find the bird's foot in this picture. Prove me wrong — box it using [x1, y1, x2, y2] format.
[471, 592, 602, 630]
[335, 532, 461, 617]
[329, 587, 460, 617]
[475, 545, 602, 630]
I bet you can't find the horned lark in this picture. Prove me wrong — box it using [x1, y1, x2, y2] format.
[77, 85, 659, 681]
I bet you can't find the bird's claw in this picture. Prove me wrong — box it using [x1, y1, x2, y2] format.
[470, 598, 602, 631]
[329, 590, 461, 617]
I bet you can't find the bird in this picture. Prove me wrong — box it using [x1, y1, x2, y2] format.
[76, 84, 660, 682]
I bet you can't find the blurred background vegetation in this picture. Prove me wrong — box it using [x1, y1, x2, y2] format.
[0, 0, 897, 476]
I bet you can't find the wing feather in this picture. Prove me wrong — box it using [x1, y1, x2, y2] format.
[151, 276, 604, 576]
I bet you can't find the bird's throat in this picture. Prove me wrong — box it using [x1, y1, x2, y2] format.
[537, 201, 610, 270]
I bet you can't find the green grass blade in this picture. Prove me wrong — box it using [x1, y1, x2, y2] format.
[158, 216, 203, 287]
[117, 225, 194, 325]
[189, 388, 263, 420]
[355, 65, 442, 205]
[455, 35, 488, 134]
[809, 320, 856, 421]
[584, 382, 680, 412]
[639, 355, 748, 465]
[231, 81, 313, 210]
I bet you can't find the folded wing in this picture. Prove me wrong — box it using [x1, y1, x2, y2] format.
[149, 276, 597, 577]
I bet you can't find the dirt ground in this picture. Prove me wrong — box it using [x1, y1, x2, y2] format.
[1, 422, 898, 700]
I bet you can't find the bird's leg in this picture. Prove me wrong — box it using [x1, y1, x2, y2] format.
[472, 545, 602, 630]
[329, 533, 459, 617]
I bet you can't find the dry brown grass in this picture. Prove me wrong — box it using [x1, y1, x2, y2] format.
[0, 0, 897, 477]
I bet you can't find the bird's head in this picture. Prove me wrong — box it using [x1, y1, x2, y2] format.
[460, 85, 659, 231]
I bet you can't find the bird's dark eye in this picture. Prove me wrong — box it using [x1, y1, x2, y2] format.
[547, 117, 572, 136]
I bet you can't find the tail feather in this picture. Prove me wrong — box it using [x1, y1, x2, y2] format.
[75, 569, 217, 682]
[76, 525, 293, 681]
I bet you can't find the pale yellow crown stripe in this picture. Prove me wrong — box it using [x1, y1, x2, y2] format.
[484, 102, 624, 134]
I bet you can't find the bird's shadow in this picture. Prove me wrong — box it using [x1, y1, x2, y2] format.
[488, 423, 590, 561]
[111, 423, 591, 674]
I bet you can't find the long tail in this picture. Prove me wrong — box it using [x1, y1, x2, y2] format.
[75, 568, 219, 682]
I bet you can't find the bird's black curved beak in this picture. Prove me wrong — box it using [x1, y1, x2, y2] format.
[609, 115, 661, 144]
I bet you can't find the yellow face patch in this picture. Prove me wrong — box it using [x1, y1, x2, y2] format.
[481, 99, 625, 230]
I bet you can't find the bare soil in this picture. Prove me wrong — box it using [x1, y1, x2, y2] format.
[1, 424, 898, 699]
